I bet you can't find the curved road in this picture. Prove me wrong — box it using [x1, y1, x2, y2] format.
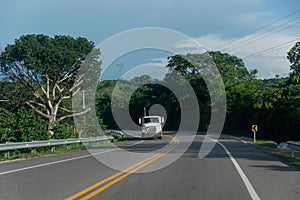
[0, 133, 299, 200]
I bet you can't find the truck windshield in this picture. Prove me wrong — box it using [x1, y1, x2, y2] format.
[144, 117, 159, 123]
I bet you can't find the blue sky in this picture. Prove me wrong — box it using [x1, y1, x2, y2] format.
[1, 0, 299, 79]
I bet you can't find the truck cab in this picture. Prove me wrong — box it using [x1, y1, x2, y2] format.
[139, 116, 164, 139]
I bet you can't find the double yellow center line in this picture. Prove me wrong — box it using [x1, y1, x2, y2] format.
[66, 135, 178, 200]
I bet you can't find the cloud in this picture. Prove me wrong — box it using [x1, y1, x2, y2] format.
[121, 63, 169, 80]
[173, 33, 298, 79]
[150, 57, 169, 65]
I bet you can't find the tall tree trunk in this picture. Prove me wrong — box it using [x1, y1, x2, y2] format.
[48, 116, 56, 135]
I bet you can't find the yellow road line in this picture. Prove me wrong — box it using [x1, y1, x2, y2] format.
[81, 137, 178, 200]
[65, 135, 178, 200]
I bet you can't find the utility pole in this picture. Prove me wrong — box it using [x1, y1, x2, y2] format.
[82, 90, 85, 110]
[117, 63, 123, 79]
[80, 90, 86, 138]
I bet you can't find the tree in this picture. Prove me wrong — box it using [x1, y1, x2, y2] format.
[287, 41, 300, 83]
[0, 107, 49, 142]
[0, 108, 17, 142]
[0, 34, 101, 135]
[166, 52, 258, 132]
[249, 42, 300, 142]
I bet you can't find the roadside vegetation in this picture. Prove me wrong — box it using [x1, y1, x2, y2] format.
[96, 45, 300, 144]
[254, 140, 278, 148]
[240, 137, 300, 166]
[281, 156, 300, 166]
[272, 147, 300, 167]
[0, 34, 299, 161]
[0, 143, 86, 162]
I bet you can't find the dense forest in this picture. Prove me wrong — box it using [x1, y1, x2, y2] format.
[96, 49, 300, 143]
[0, 34, 299, 143]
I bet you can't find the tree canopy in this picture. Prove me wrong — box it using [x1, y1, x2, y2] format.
[0, 34, 101, 135]
[0, 34, 299, 144]
[287, 41, 300, 83]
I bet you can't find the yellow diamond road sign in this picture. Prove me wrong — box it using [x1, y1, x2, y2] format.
[252, 125, 258, 132]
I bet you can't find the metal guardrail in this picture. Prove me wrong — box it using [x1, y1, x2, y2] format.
[287, 141, 300, 158]
[0, 136, 113, 158]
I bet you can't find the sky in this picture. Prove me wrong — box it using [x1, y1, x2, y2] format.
[1, 0, 299, 79]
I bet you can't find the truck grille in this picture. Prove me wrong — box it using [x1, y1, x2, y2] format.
[146, 127, 156, 134]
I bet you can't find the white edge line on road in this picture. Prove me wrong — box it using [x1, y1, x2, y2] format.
[0, 140, 144, 176]
[122, 140, 143, 147]
[207, 137, 261, 200]
[232, 136, 248, 144]
[241, 139, 248, 144]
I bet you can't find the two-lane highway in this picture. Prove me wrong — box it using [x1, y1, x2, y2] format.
[0, 133, 299, 200]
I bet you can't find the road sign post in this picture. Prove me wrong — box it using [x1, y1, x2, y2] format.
[252, 125, 258, 143]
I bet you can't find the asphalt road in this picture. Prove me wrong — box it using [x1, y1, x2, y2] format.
[0, 133, 299, 200]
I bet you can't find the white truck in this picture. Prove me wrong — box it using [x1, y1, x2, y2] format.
[139, 116, 164, 139]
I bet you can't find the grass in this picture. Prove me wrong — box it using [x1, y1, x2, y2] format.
[0, 139, 114, 162]
[252, 139, 300, 167]
[254, 139, 278, 148]
[0, 132, 127, 162]
[281, 156, 300, 166]
[239, 137, 279, 148]
[234, 136, 300, 167]
[239, 136, 278, 148]
[0, 143, 86, 162]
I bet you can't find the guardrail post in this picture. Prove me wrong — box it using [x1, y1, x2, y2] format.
[31, 148, 36, 154]
[5, 151, 10, 158]
[0, 136, 113, 157]
[291, 148, 295, 158]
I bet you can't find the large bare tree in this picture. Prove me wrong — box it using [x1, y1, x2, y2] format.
[0, 34, 101, 135]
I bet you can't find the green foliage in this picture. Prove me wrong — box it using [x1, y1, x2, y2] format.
[281, 156, 300, 166]
[0, 34, 94, 82]
[95, 77, 181, 130]
[0, 107, 49, 143]
[16, 108, 49, 141]
[0, 108, 17, 142]
[209, 51, 255, 80]
[287, 41, 300, 75]
[0, 143, 87, 162]
[129, 80, 181, 130]
[255, 140, 278, 148]
[93, 50, 299, 140]
[287, 42, 300, 84]
[52, 122, 75, 139]
[0, 34, 299, 146]
[0, 81, 31, 110]
[0, 34, 100, 136]
[95, 80, 117, 129]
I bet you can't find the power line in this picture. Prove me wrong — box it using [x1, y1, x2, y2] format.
[244, 43, 294, 60]
[217, 9, 300, 51]
[243, 37, 300, 60]
[219, 9, 300, 50]
[225, 17, 300, 51]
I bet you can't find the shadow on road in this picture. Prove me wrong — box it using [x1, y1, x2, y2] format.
[180, 135, 300, 172]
